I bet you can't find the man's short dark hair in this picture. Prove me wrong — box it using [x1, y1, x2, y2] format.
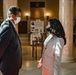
[7, 6, 21, 17]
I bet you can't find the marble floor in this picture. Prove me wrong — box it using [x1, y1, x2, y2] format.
[0, 37, 76, 75]
[21, 45, 76, 75]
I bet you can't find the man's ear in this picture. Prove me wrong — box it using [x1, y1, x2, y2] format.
[11, 14, 16, 20]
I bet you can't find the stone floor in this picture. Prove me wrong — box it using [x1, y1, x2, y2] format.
[0, 37, 76, 75]
[21, 45, 76, 75]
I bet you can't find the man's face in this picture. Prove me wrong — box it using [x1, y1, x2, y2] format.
[14, 12, 21, 20]
[10, 12, 21, 24]
[10, 12, 21, 21]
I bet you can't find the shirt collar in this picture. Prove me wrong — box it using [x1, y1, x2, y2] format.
[7, 18, 15, 28]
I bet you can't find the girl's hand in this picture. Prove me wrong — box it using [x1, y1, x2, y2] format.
[37, 62, 42, 68]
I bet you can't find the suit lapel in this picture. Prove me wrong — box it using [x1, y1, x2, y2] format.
[9, 20, 17, 34]
[9, 20, 21, 44]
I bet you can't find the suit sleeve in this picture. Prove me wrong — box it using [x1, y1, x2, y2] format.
[54, 38, 64, 57]
[0, 25, 12, 59]
[54, 38, 64, 75]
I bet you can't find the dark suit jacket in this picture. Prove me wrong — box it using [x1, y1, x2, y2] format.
[0, 19, 22, 72]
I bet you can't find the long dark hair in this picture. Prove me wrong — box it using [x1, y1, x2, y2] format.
[47, 19, 66, 45]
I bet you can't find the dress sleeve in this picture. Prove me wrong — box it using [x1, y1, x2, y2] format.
[38, 58, 42, 63]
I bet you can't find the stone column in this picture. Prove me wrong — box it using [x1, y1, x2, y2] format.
[59, 0, 74, 62]
[3, 0, 17, 20]
[3, 0, 18, 32]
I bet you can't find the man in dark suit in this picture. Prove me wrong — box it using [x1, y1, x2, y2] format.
[0, 6, 22, 75]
